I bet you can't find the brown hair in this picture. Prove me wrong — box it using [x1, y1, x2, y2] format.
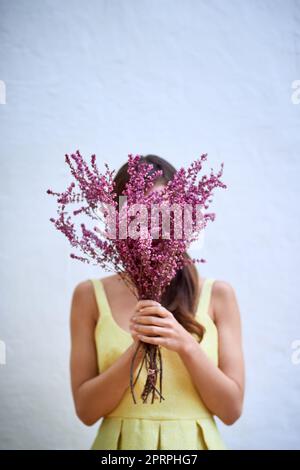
[113, 154, 205, 343]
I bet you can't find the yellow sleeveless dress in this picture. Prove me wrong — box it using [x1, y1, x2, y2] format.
[90, 277, 227, 450]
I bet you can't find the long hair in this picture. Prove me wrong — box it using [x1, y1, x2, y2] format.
[113, 154, 205, 343]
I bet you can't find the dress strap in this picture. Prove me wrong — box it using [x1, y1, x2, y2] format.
[90, 279, 110, 318]
[196, 278, 215, 321]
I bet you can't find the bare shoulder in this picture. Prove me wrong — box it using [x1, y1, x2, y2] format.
[70, 279, 98, 325]
[71, 274, 122, 325]
[212, 280, 236, 300]
[211, 280, 240, 325]
[100, 273, 121, 289]
[72, 279, 95, 304]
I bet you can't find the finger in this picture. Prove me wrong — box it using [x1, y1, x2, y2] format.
[131, 324, 169, 337]
[129, 324, 143, 341]
[130, 315, 167, 328]
[136, 305, 169, 318]
[136, 334, 167, 346]
[135, 300, 161, 311]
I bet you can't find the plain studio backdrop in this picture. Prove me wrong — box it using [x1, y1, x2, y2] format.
[0, 0, 300, 450]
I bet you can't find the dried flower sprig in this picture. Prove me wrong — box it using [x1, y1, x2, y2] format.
[47, 151, 227, 403]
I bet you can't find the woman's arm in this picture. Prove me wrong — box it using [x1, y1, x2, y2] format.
[70, 280, 144, 426]
[131, 281, 245, 425]
[178, 281, 245, 425]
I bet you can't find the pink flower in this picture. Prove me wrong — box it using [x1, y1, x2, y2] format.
[47, 150, 227, 402]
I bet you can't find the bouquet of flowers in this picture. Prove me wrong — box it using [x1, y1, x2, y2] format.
[47, 151, 226, 403]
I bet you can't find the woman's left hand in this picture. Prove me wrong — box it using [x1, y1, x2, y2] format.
[129, 300, 194, 354]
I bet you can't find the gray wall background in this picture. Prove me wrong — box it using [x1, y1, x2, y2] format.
[0, 0, 300, 449]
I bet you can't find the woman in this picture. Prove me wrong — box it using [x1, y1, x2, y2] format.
[70, 154, 245, 450]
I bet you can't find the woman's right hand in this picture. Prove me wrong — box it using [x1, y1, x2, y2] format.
[129, 328, 145, 364]
[129, 321, 140, 344]
[129, 299, 161, 347]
